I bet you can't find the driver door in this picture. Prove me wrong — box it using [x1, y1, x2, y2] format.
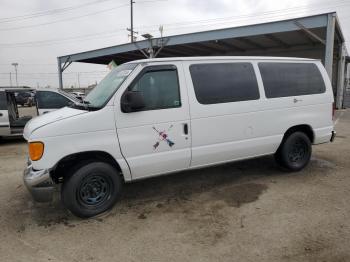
[115, 63, 191, 179]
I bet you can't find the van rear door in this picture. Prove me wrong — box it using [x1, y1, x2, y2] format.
[0, 91, 10, 136]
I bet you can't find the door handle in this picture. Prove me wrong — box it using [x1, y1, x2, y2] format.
[183, 123, 188, 135]
[0, 113, 3, 117]
[293, 98, 303, 103]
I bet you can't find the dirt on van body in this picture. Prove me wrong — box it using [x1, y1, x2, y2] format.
[0, 110, 350, 262]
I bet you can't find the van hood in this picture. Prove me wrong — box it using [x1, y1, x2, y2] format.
[23, 107, 88, 140]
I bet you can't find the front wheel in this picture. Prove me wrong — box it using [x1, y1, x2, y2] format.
[61, 162, 123, 218]
[275, 132, 312, 172]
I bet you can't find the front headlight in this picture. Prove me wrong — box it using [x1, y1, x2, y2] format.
[29, 142, 44, 161]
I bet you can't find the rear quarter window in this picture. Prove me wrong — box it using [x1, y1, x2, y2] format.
[189, 63, 260, 104]
[0, 92, 7, 110]
[258, 62, 326, 98]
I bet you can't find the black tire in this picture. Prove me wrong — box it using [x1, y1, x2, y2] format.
[275, 132, 312, 172]
[61, 162, 123, 218]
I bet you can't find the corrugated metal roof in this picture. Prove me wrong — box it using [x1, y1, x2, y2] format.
[58, 12, 343, 65]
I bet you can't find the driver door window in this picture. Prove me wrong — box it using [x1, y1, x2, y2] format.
[129, 68, 181, 111]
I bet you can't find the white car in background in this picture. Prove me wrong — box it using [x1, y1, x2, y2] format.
[0, 88, 79, 138]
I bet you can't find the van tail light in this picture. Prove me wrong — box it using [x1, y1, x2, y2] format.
[332, 102, 335, 120]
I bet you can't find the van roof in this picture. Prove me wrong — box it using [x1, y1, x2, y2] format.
[126, 56, 317, 64]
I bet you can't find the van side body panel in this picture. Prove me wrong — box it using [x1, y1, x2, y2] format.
[183, 59, 333, 168]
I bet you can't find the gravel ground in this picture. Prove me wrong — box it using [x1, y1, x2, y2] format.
[0, 110, 349, 262]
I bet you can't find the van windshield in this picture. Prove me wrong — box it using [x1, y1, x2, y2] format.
[84, 63, 138, 109]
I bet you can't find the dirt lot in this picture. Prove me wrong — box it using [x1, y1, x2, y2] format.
[0, 110, 349, 262]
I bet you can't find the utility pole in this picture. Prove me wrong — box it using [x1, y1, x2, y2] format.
[77, 73, 81, 88]
[131, 0, 134, 42]
[9, 72, 12, 87]
[127, 0, 137, 42]
[11, 63, 18, 87]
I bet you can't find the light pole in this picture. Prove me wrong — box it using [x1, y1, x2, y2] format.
[11, 63, 18, 87]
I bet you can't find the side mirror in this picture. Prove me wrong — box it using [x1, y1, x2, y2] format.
[121, 91, 146, 113]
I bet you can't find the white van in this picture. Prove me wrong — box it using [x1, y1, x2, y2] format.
[0, 88, 78, 138]
[23, 57, 336, 218]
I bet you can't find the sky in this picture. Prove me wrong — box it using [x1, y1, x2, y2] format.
[0, 0, 350, 88]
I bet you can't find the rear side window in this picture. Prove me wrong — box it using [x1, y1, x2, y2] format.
[189, 63, 260, 104]
[36, 91, 71, 109]
[0, 92, 7, 110]
[258, 63, 326, 98]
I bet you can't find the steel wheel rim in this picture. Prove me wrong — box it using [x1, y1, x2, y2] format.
[288, 138, 307, 163]
[77, 173, 112, 207]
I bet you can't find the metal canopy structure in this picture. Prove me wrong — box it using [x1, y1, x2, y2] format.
[58, 12, 348, 108]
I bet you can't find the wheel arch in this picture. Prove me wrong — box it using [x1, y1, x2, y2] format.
[50, 151, 124, 183]
[281, 124, 315, 145]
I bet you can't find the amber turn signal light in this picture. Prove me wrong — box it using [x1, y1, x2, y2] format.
[29, 142, 44, 161]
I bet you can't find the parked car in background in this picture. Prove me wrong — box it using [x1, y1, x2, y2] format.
[35, 88, 78, 115]
[15, 91, 34, 106]
[22, 57, 335, 218]
[0, 88, 79, 138]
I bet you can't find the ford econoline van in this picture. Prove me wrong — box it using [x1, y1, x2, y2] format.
[23, 57, 336, 218]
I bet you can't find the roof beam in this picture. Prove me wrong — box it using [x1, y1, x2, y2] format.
[264, 34, 290, 48]
[113, 53, 144, 61]
[296, 30, 317, 45]
[294, 21, 326, 45]
[237, 37, 267, 50]
[177, 44, 212, 55]
[196, 43, 225, 53]
[215, 40, 246, 52]
[202, 41, 238, 52]
[161, 47, 193, 56]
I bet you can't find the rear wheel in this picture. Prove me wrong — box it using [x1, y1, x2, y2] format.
[61, 162, 122, 218]
[275, 132, 311, 172]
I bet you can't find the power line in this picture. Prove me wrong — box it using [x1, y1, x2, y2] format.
[0, 63, 56, 66]
[0, 3, 129, 31]
[0, 0, 113, 23]
[0, 70, 108, 75]
[0, 0, 348, 47]
[139, 0, 350, 31]
[0, 29, 124, 47]
[0, 0, 167, 31]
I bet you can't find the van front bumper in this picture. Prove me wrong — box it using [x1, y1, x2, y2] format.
[23, 164, 55, 202]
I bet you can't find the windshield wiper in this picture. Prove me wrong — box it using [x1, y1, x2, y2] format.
[67, 100, 101, 111]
